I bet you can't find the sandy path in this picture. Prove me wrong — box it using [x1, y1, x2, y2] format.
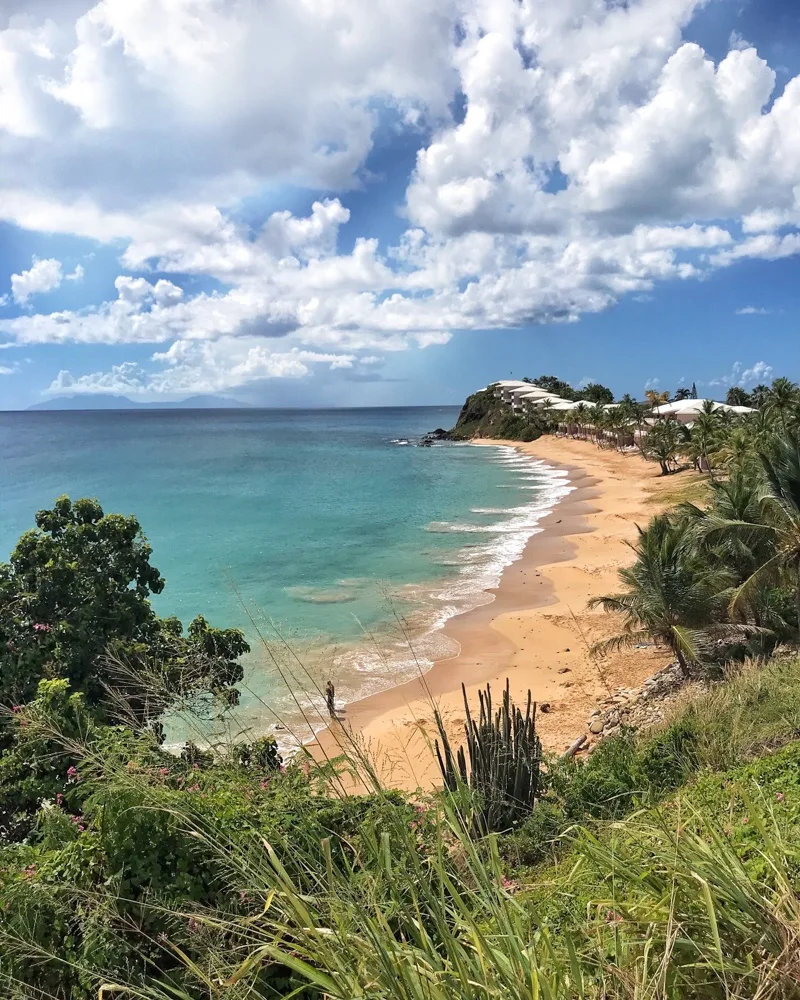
[309, 437, 696, 791]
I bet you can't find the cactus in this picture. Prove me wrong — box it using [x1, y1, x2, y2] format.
[434, 680, 541, 832]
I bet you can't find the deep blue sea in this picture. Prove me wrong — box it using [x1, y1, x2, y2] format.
[0, 408, 571, 744]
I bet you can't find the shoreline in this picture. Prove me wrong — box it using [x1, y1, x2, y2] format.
[310, 436, 692, 790]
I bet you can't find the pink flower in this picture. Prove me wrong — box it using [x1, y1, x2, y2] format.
[260, 779, 271, 790]
[11, 705, 21, 714]
[66, 766, 80, 784]
[159, 767, 170, 777]
[32, 623, 51, 633]
[55, 793, 63, 806]
[776, 792, 785, 802]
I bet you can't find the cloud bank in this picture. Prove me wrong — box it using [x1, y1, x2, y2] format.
[0, 0, 798, 395]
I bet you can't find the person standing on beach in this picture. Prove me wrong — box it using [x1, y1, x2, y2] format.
[325, 680, 336, 717]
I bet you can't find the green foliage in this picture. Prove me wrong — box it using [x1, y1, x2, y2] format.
[0, 679, 90, 841]
[0, 495, 249, 720]
[532, 374, 578, 399]
[726, 385, 752, 406]
[642, 418, 688, 474]
[577, 381, 614, 404]
[589, 513, 742, 673]
[450, 389, 542, 440]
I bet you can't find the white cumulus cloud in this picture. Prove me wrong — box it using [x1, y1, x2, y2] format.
[0, 0, 797, 396]
[708, 360, 774, 389]
[10, 256, 63, 304]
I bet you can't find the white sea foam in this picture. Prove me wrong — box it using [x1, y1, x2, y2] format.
[319, 446, 574, 714]
[240, 446, 577, 755]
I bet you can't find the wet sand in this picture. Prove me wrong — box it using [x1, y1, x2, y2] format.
[310, 437, 695, 791]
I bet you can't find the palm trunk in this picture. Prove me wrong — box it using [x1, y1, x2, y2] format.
[674, 647, 690, 677]
[796, 565, 800, 634]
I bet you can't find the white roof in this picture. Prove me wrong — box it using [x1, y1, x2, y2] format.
[526, 394, 569, 406]
[651, 398, 755, 416]
[489, 380, 530, 389]
[513, 386, 560, 398]
[548, 400, 584, 411]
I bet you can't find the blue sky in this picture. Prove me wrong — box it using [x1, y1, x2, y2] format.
[0, 0, 799, 410]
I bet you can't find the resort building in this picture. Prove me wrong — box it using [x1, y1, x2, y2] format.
[649, 398, 755, 424]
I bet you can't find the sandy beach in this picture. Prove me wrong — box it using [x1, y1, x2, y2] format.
[311, 436, 696, 790]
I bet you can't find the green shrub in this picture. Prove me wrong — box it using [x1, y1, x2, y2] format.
[555, 729, 642, 819]
[635, 716, 699, 792]
[502, 799, 568, 867]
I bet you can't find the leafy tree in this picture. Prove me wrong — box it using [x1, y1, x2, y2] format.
[673, 388, 693, 401]
[589, 515, 741, 675]
[532, 375, 577, 400]
[578, 382, 614, 405]
[725, 386, 752, 407]
[0, 496, 249, 718]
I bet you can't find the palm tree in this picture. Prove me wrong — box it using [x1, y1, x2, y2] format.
[725, 386, 751, 407]
[643, 420, 686, 475]
[573, 401, 589, 440]
[682, 473, 773, 584]
[687, 400, 721, 476]
[766, 377, 798, 431]
[589, 515, 739, 675]
[714, 425, 759, 476]
[722, 430, 800, 626]
[741, 408, 775, 455]
[645, 389, 670, 409]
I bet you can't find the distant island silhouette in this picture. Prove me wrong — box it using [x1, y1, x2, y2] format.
[26, 394, 253, 411]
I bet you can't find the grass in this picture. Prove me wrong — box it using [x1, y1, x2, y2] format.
[645, 469, 713, 507]
[7, 657, 800, 999]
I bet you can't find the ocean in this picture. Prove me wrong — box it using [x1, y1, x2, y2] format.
[0, 407, 572, 745]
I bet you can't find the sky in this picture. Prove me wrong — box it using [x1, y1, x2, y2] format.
[0, 0, 798, 410]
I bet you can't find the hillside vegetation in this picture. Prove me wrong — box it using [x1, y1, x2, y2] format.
[451, 388, 543, 440]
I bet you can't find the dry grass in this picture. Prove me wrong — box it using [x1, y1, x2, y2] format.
[645, 468, 712, 507]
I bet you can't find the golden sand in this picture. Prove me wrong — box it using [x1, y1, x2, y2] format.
[310, 437, 698, 791]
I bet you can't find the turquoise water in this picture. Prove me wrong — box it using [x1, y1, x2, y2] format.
[0, 408, 572, 742]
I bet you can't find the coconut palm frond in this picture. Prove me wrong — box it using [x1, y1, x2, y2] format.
[728, 551, 788, 617]
[590, 629, 653, 659]
[587, 593, 635, 614]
